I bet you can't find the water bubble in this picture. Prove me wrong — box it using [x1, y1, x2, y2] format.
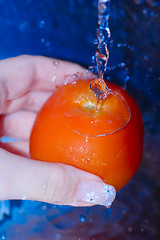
[80, 215, 86, 223]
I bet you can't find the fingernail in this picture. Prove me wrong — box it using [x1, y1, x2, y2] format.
[73, 180, 116, 207]
[0, 82, 7, 113]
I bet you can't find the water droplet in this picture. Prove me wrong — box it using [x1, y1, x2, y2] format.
[92, 55, 95, 63]
[109, 39, 114, 47]
[41, 204, 47, 210]
[41, 38, 45, 43]
[21, 194, 27, 200]
[64, 73, 79, 85]
[144, 54, 150, 61]
[88, 66, 97, 74]
[0, 233, 6, 240]
[119, 62, 126, 68]
[117, 43, 122, 48]
[82, 158, 89, 163]
[124, 76, 130, 82]
[51, 75, 56, 82]
[123, 43, 127, 47]
[45, 41, 51, 47]
[40, 20, 45, 28]
[52, 60, 59, 70]
[94, 38, 98, 44]
[80, 215, 86, 223]
[85, 137, 89, 143]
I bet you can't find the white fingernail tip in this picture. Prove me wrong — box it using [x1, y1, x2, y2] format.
[73, 180, 116, 207]
[103, 183, 116, 207]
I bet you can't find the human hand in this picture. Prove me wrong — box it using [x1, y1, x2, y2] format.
[0, 55, 116, 207]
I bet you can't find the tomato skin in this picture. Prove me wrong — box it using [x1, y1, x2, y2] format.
[30, 79, 143, 191]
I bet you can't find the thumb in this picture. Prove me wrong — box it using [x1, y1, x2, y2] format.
[0, 148, 116, 207]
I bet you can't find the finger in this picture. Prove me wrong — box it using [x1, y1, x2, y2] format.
[0, 81, 8, 113]
[0, 148, 116, 207]
[0, 141, 29, 158]
[2, 91, 52, 114]
[1, 111, 36, 140]
[0, 55, 88, 101]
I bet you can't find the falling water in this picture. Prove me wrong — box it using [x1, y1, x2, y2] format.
[92, 0, 111, 79]
[96, 0, 111, 79]
[89, 0, 111, 105]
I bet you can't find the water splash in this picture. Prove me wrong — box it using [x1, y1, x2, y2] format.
[89, 0, 111, 108]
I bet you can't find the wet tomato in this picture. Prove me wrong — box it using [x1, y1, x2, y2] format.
[30, 79, 143, 190]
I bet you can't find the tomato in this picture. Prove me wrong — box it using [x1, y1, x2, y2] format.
[30, 79, 143, 190]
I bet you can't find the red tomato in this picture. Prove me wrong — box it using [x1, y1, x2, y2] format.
[30, 79, 143, 190]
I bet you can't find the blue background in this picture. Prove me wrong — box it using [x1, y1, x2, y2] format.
[0, 0, 160, 239]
